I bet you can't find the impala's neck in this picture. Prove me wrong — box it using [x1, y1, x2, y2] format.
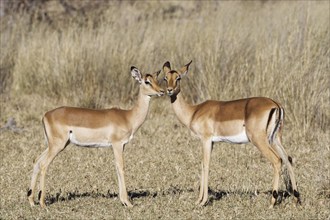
[127, 89, 151, 131]
[170, 92, 195, 127]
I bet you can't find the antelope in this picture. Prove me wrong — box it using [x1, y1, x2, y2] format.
[28, 66, 164, 208]
[162, 61, 301, 207]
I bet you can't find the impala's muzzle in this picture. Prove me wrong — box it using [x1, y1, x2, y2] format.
[167, 88, 174, 96]
[158, 90, 165, 96]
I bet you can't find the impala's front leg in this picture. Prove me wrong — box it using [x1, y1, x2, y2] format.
[113, 143, 133, 207]
[198, 139, 213, 206]
[195, 161, 205, 205]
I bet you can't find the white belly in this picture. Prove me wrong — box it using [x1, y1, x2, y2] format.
[69, 131, 111, 148]
[212, 131, 249, 144]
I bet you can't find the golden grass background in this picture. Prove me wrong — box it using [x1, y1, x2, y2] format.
[0, 1, 329, 219]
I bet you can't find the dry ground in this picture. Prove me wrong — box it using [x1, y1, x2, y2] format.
[0, 1, 329, 219]
[0, 99, 329, 219]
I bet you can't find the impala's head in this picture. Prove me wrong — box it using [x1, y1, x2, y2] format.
[131, 66, 165, 97]
[163, 60, 192, 97]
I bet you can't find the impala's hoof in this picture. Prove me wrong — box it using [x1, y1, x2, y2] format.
[294, 190, 301, 206]
[295, 197, 302, 207]
[28, 200, 35, 207]
[28, 189, 35, 207]
[195, 199, 202, 206]
[40, 202, 46, 209]
[122, 200, 133, 208]
[198, 199, 208, 207]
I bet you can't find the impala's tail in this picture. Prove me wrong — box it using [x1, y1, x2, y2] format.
[267, 107, 284, 145]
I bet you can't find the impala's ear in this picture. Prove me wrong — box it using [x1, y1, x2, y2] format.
[131, 66, 142, 83]
[153, 70, 161, 78]
[179, 60, 192, 77]
[163, 61, 171, 74]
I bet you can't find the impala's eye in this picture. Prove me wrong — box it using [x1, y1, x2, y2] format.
[145, 80, 151, 85]
[163, 77, 168, 81]
[176, 76, 181, 81]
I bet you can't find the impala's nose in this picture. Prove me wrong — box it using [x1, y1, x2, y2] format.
[167, 88, 173, 95]
[159, 89, 165, 96]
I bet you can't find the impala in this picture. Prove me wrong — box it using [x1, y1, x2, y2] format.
[163, 61, 301, 207]
[28, 66, 164, 208]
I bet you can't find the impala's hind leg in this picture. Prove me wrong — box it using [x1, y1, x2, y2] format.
[28, 149, 48, 206]
[275, 137, 301, 205]
[38, 139, 68, 208]
[250, 136, 282, 208]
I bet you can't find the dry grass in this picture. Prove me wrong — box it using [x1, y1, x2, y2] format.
[0, 1, 329, 219]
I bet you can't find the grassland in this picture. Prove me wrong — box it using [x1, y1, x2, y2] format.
[0, 1, 329, 219]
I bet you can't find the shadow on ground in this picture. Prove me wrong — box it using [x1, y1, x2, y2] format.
[41, 186, 292, 206]
[207, 188, 292, 205]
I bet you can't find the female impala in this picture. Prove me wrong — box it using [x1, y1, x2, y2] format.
[28, 66, 164, 208]
[163, 61, 300, 207]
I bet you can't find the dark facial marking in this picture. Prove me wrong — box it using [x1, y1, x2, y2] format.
[288, 156, 293, 165]
[170, 94, 177, 104]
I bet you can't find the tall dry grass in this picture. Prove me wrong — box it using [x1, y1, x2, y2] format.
[1, 1, 329, 137]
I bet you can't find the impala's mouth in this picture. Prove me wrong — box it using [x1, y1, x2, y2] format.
[167, 89, 174, 96]
[148, 91, 165, 97]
